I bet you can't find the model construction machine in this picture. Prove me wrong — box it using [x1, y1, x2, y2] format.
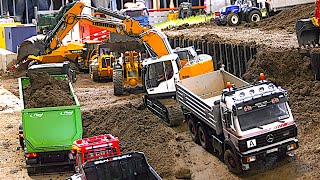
[176, 69, 298, 173]
[89, 40, 145, 89]
[19, 73, 82, 174]
[113, 50, 144, 95]
[296, 0, 320, 80]
[16, 1, 214, 126]
[69, 134, 161, 180]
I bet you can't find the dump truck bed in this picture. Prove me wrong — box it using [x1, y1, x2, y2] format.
[79, 152, 161, 180]
[19, 75, 82, 153]
[176, 70, 248, 134]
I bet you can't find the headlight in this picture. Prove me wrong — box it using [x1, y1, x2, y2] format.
[287, 143, 297, 151]
[245, 155, 256, 163]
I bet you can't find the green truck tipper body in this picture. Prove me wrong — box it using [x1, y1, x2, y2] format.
[19, 75, 82, 173]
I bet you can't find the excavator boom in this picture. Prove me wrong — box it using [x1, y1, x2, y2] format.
[17, 1, 172, 64]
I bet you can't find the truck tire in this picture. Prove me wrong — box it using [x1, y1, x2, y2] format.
[247, 10, 262, 23]
[224, 149, 242, 174]
[90, 67, 99, 82]
[227, 13, 240, 26]
[187, 116, 199, 144]
[197, 124, 212, 151]
[27, 167, 37, 175]
[113, 70, 124, 96]
[18, 123, 24, 149]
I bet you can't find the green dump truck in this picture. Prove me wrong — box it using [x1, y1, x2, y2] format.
[18, 75, 82, 174]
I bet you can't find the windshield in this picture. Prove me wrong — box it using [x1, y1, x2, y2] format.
[238, 103, 289, 131]
[176, 51, 193, 61]
[102, 57, 113, 68]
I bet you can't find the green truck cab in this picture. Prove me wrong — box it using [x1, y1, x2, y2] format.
[18, 75, 82, 174]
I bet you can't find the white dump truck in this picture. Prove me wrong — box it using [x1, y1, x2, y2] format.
[176, 68, 299, 173]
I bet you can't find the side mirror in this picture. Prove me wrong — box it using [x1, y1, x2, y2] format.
[214, 100, 220, 106]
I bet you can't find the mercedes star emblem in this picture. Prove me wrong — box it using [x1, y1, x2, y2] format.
[266, 134, 274, 143]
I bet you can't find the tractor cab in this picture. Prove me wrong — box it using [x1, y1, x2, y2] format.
[71, 134, 121, 173]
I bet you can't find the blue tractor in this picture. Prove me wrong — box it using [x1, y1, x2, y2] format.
[215, 0, 264, 26]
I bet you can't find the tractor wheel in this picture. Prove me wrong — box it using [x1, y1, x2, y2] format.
[247, 10, 262, 23]
[224, 149, 242, 174]
[197, 124, 212, 151]
[113, 70, 124, 96]
[227, 13, 240, 26]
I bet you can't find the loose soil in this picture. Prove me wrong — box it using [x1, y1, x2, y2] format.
[23, 72, 75, 109]
[82, 102, 176, 178]
[165, 4, 316, 49]
[1, 3, 320, 179]
[244, 4, 315, 33]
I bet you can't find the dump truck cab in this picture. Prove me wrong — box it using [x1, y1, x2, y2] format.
[220, 79, 298, 172]
[71, 134, 121, 173]
[176, 70, 298, 173]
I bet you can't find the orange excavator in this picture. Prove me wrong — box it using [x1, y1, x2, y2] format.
[16, 1, 214, 126]
[296, 0, 320, 79]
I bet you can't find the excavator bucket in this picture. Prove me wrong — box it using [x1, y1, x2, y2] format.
[17, 36, 46, 63]
[296, 19, 320, 47]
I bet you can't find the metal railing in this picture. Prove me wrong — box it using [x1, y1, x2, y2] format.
[168, 37, 257, 78]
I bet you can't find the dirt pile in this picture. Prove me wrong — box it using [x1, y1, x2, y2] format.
[24, 72, 74, 108]
[82, 102, 176, 178]
[244, 48, 320, 177]
[244, 4, 314, 32]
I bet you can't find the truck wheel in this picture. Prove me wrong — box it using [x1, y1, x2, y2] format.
[227, 13, 240, 26]
[224, 149, 242, 174]
[197, 124, 212, 151]
[90, 67, 99, 82]
[18, 123, 24, 149]
[247, 10, 262, 23]
[113, 70, 124, 96]
[187, 117, 199, 144]
[27, 167, 37, 175]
